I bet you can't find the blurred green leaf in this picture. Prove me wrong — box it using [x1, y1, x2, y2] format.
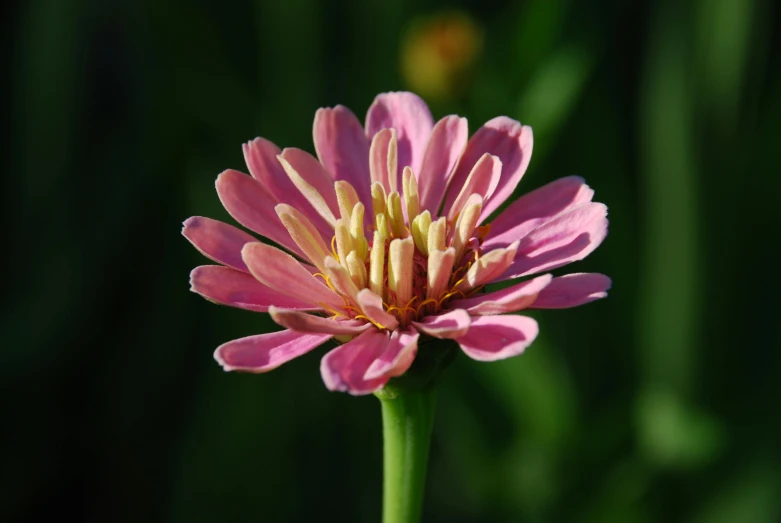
[691, 459, 781, 523]
[695, 0, 756, 128]
[637, 0, 700, 393]
[636, 388, 725, 469]
[517, 43, 595, 160]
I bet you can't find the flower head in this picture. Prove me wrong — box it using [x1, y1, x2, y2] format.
[184, 92, 610, 395]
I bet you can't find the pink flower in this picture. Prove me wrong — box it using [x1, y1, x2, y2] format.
[184, 92, 610, 395]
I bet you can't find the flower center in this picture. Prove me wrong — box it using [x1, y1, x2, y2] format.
[312, 169, 487, 328]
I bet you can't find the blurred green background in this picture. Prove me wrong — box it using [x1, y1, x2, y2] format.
[4, 0, 781, 521]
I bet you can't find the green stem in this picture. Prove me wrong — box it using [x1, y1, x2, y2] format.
[376, 386, 437, 523]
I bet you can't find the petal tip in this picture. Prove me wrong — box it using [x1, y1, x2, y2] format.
[188, 266, 202, 292]
[182, 216, 198, 231]
[273, 202, 289, 216]
[240, 241, 261, 257]
[319, 353, 347, 393]
[213, 345, 234, 372]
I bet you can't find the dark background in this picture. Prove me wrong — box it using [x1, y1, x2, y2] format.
[4, 0, 781, 521]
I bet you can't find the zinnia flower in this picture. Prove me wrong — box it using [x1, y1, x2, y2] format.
[184, 91, 610, 395]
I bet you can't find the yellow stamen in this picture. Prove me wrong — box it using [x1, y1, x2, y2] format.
[437, 290, 463, 307]
[416, 297, 440, 316]
[353, 314, 387, 331]
[467, 285, 485, 297]
[330, 235, 338, 258]
[318, 302, 347, 318]
[314, 271, 352, 308]
[312, 272, 329, 285]
[342, 304, 363, 315]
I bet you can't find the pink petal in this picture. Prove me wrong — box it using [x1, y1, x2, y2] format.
[182, 216, 257, 272]
[279, 148, 341, 219]
[356, 289, 400, 331]
[444, 117, 533, 221]
[531, 273, 611, 309]
[448, 274, 553, 315]
[242, 137, 285, 201]
[243, 139, 330, 233]
[365, 92, 435, 185]
[190, 265, 317, 312]
[320, 330, 392, 395]
[269, 306, 371, 335]
[215, 329, 331, 373]
[418, 115, 469, 213]
[241, 242, 345, 310]
[387, 338, 418, 378]
[426, 247, 456, 299]
[369, 128, 396, 193]
[446, 153, 502, 223]
[458, 241, 519, 291]
[412, 309, 471, 339]
[313, 105, 371, 206]
[275, 203, 333, 273]
[484, 176, 595, 250]
[456, 315, 539, 361]
[499, 202, 608, 280]
[364, 328, 419, 380]
[323, 256, 360, 305]
[215, 169, 306, 259]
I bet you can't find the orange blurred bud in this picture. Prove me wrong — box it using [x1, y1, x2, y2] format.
[400, 11, 483, 102]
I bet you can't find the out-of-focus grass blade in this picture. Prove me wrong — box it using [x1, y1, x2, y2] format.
[5, 0, 85, 373]
[469, 335, 577, 514]
[476, 337, 577, 452]
[512, 0, 569, 76]
[695, 0, 755, 129]
[577, 458, 652, 523]
[637, 1, 699, 395]
[254, 0, 323, 145]
[517, 43, 596, 162]
[691, 459, 781, 523]
[2, 0, 86, 518]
